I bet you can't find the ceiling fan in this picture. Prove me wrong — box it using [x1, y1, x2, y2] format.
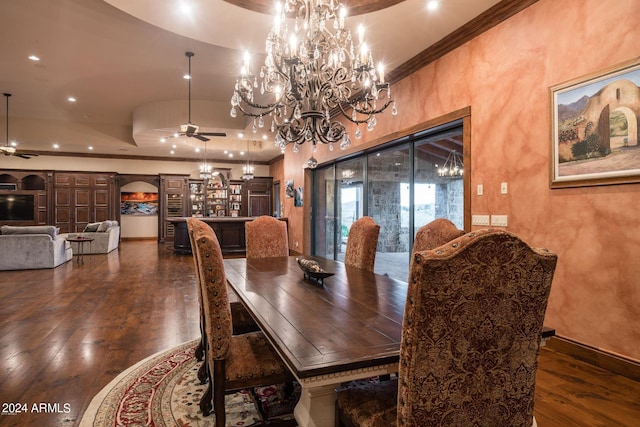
[2, 93, 38, 159]
[166, 52, 226, 142]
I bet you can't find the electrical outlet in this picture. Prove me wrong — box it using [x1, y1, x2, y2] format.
[472, 215, 490, 226]
[491, 215, 508, 227]
[501, 182, 508, 194]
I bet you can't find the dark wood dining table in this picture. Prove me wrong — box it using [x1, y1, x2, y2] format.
[224, 256, 406, 427]
[224, 256, 557, 427]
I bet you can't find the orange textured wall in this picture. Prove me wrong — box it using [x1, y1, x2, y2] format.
[283, 0, 640, 360]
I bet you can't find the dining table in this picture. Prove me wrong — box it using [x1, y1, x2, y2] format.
[224, 255, 557, 427]
[224, 255, 406, 427]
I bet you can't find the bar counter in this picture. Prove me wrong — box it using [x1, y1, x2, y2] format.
[167, 217, 287, 255]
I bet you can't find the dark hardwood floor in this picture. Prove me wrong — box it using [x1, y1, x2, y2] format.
[1, 240, 639, 427]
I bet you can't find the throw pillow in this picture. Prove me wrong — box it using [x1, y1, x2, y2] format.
[83, 222, 101, 232]
[97, 221, 110, 232]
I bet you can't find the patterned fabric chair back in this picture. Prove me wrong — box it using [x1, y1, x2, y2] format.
[344, 216, 380, 272]
[186, 218, 211, 287]
[245, 216, 289, 258]
[399, 229, 557, 427]
[192, 223, 233, 361]
[412, 218, 465, 256]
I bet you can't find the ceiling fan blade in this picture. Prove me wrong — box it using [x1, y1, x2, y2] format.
[193, 134, 210, 142]
[199, 132, 227, 137]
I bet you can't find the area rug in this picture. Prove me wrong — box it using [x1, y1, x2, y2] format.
[80, 340, 299, 426]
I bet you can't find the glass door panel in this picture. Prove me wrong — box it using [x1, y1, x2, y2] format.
[336, 159, 364, 262]
[367, 145, 410, 281]
[313, 166, 336, 259]
[414, 126, 464, 235]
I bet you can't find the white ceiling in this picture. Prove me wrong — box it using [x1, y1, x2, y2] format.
[0, 0, 501, 163]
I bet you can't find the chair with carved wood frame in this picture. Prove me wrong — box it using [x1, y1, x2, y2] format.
[192, 224, 295, 425]
[245, 215, 289, 258]
[336, 229, 557, 427]
[344, 216, 380, 272]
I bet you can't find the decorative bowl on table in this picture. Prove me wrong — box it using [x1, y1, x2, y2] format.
[296, 257, 334, 285]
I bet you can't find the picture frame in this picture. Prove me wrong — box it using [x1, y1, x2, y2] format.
[550, 57, 640, 188]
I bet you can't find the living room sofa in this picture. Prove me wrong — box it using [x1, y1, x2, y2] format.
[0, 225, 73, 270]
[60, 220, 120, 255]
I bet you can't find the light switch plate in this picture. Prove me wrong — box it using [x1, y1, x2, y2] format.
[477, 184, 483, 196]
[491, 215, 508, 227]
[472, 215, 490, 226]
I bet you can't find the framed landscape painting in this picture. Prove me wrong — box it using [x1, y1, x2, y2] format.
[121, 192, 158, 215]
[550, 57, 640, 188]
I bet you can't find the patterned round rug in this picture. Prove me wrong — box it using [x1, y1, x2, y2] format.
[80, 340, 298, 426]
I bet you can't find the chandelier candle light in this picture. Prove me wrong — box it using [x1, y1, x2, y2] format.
[230, 0, 397, 168]
[437, 150, 464, 178]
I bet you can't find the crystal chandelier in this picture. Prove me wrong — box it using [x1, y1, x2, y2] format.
[242, 141, 255, 180]
[199, 142, 214, 179]
[437, 150, 464, 178]
[230, 0, 397, 167]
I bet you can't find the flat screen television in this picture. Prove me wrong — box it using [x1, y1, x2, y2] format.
[0, 194, 35, 221]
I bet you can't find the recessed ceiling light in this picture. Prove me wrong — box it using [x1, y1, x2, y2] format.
[238, 133, 244, 138]
[170, 150, 175, 154]
[427, 0, 439, 11]
[183, 73, 191, 80]
[160, 138, 167, 143]
[240, 151, 245, 155]
[224, 150, 228, 154]
[262, 134, 268, 140]
[53, 144, 59, 149]
[10, 142, 17, 147]
[88, 146, 93, 150]
[172, 144, 177, 149]
[68, 97, 76, 102]
[228, 153, 233, 158]
[179, 3, 193, 15]
[195, 148, 201, 153]
[28, 55, 40, 61]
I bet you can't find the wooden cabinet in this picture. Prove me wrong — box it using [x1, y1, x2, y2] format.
[245, 177, 273, 217]
[53, 172, 116, 233]
[159, 174, 188, 243]
[0, 170, 49, 225]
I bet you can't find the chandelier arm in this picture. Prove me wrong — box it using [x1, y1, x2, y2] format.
[235, 86, 281, 112]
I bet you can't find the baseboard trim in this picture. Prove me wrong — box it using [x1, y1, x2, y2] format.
[121, 237, 157, 241]
[546, 336, 640, 382]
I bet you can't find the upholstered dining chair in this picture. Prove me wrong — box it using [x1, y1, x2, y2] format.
[411, 218, 465, 258]
[191, 223, 294, 425]
[344, 216, 380, 272]
[186, 219, 258, 377]
[336, 229, 557, 427]
[245, 215, 289, 258]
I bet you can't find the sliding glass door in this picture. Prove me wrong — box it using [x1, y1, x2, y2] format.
[312, 120, 465, 282]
